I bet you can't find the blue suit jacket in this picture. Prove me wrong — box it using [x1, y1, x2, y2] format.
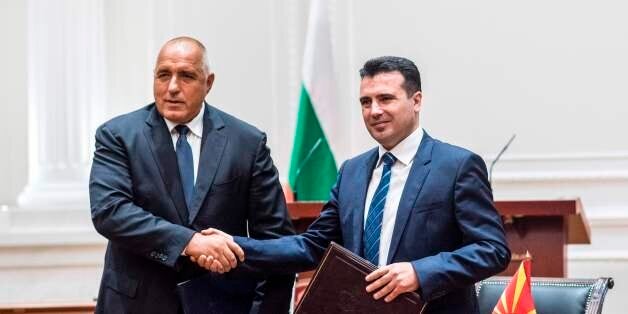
[236, 131, 510, 313]
[89, 103, 295, 314]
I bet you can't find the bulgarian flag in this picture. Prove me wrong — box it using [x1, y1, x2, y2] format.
[288, 0, 339, 201]
[493, 255, 537, 314]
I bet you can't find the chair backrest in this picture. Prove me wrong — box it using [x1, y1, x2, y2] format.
[476, 276, 613, 314]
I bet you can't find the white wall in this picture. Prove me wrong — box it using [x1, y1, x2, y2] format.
[103, 0, 312, 175]
[350, 0, 628, 156]
[0, 0, 28, 206]
[0, 0, 626, 312]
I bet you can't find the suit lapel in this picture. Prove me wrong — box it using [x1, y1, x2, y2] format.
[349, 149, 379, 256]
[143, 106, 188, 224]
[187, 105, 227, 224]
[386, 132, 434, 264]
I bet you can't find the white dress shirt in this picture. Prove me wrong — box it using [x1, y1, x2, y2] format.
[363, 127, 424, 266]
[163, 106, 204, 184]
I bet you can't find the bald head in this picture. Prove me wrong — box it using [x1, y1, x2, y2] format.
[157, 36, 211, 74]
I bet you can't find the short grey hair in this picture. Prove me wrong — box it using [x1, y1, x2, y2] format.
[162, 36, 211, 74]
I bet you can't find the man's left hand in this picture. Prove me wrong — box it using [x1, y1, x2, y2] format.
[365, 262, 419, 302]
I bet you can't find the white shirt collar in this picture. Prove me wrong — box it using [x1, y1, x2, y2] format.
[377, 127, 424, 166]
[163, 103, 205, 138]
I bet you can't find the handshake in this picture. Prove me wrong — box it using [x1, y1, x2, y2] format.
[182, 228, 421, 303]
[183, 228, 244, 274]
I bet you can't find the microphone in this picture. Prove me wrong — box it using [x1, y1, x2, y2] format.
[489, 134, 516, 184]
[293, 138, 323, 201]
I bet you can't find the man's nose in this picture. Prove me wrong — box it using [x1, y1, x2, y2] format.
[370, 102, 383, 117]
[168, 76, 180, 93]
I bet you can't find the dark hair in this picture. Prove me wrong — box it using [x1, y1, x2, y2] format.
[359, 56, 421, 95]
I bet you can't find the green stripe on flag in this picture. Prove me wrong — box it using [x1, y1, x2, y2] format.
[288, 84, 337, 200]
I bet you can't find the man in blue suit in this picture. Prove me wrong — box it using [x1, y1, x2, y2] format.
[201, 56, 510, 313]
[89, 37, 295, 313]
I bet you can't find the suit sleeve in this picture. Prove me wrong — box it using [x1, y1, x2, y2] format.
[235, 161, 346, 274]
[411, 153, 511, 301]
[244, 133, 297, 314]
[89, 124, 195, 268]
[246, 133, 295, 240]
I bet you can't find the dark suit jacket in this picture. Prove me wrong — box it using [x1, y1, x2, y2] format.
[236, 131, 510, 313]
[89, 103, 295, 314]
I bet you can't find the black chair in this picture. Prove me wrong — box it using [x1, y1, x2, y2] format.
[476, 276, 614, 314]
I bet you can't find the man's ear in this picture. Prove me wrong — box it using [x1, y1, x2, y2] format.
[412, 91, 422, 113]
[206, 72, 215, 93]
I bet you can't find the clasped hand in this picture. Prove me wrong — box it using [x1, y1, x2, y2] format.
[365, 262, 420, 302]
[184, 228, 243, 274]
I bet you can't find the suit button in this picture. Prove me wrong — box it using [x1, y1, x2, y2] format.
[149, 251, 157, 258]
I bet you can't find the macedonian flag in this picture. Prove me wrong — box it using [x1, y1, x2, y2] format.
[492, 254, 536, 314]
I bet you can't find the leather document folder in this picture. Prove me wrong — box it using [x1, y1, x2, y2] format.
[295, 242, 426, 313]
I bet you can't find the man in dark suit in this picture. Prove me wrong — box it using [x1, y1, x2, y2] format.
[89, 36, 295, 313]
[201, 56, 510, 313]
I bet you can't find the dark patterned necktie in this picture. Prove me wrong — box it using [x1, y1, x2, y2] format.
[175, 125, 194, 209]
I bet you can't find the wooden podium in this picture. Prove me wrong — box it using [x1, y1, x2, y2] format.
[287, 199, 591, 278]
[497, 199, 590, 277]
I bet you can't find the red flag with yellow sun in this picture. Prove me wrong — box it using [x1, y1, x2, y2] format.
[492, 254, 536, 314]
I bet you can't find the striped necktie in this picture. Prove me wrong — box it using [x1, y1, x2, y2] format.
[363, 152, 396, 265]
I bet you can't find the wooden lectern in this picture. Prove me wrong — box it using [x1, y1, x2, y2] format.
[497, 199, 590, 277]
[287, 199, 591, 279]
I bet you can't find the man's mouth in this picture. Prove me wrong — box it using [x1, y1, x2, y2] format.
[371, 120, 390, 128]
[165, 99, 184, 104]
